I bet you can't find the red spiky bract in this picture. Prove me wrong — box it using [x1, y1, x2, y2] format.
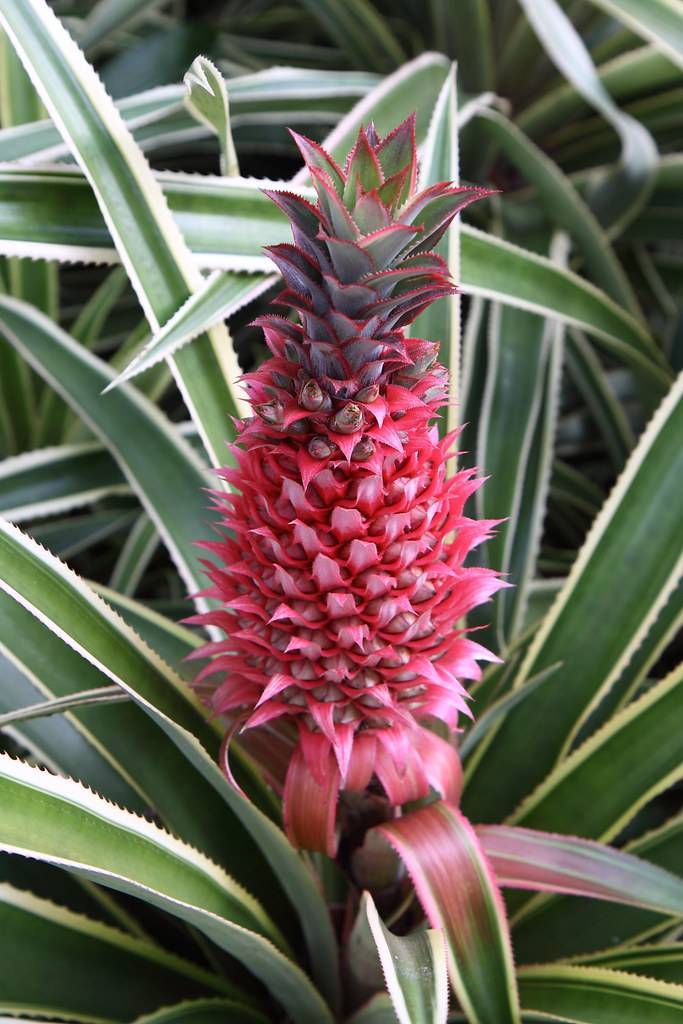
[190, 116, 503, 854]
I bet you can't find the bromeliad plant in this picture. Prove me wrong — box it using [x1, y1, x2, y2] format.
[0, 1, 682, 1023]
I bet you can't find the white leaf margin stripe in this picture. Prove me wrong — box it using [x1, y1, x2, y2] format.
[108, 271, 277, 390]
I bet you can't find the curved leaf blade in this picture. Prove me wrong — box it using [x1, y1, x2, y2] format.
[363, 891, 448, 1024]
[518, 964, 683, 1022]
[477, 825, 683, 914]
[377, 803, 520, 1024]
[0, 755, 333, 1024]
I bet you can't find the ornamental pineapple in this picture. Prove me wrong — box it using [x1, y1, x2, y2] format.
[191, 116, 503, 853]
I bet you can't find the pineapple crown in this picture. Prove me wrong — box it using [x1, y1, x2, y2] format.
[241, 115, 490, 479]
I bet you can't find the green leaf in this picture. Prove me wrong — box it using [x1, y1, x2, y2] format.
[377, 803, 521, 1024]
[0, 68, 378, 165]
[109, 270, 276, 389]
[0, 0, 244, 465]
[0, 637, 143, 811]
[0, 28, 53, 453]
[30, 509, 137, 560]
[509, 662, 683, 841]
[584, 0, 683, 72]
[0, 296, 213, 598]
[295, 0, 406, 72]
[475, 297, 560, 647]
[38, 266, 128, 446]
[511, 808, 683, 963]
[0, 755, 335, 1024]
[0, 685, 127, 729]
[566, 329, 635, 471]
[518, 964, 683, 1022]
[518, 0, 658, 234]
[133, 1000, 268, 1024]
[477, 825, 683, 914]
[0, 442, 129, 522]
[463, 373, 683, 822]
[517, 45, 680, 139]
[348, 994, 399, 1024]
[408, 65, 461, 434]
[184, 55, 239, 177]
[575, 945, 683, 985]
[78, 0, 165, 53]
[430, 0, 495, 92]
[0, 881, 238, 1020]
[0, 520, 341, 1013]
[474, 108, 640, 315]
[363, 891, 448, 1024]
[108, 513, 159, 596]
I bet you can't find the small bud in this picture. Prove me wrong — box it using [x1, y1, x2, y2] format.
[330, 403, 363, 434]
[308, 435, 332, 460]
[355, 384, 380, 404]
[300, 379, 324, 411]
[351, 436, 375, 461]
[254, 400, 284, 425]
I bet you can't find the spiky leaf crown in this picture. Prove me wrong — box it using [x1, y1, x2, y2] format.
[243, 115, 489, 472]
[192, 117, 501, 854]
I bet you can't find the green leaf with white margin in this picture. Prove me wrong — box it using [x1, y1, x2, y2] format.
[0, 756, 334, 1024]
[184, 56, 238, 177]
[0, 881, 241, 1020]
[107, 270, 276, 389]
[377, 803, 521, 1024]
[518, 0, 658, 236]
[0, 296, 212, 599]
[462, 373, 683, 823]
[0, 520, 341, 1013]
[583, 0, 683, 73]
[574, 944, 683, 985]
[347, 994, 398, 1024]
[473, 107, 641, 316]
[0, 0, 247, 464]
[474, 297, 556, 649]
[0, 165, 670, 396]
[517, 964, 683, 1022]
[511, 807, 683, 964]
[0, 29, 52, 454]
[0, 442, 130, 522]
[509, 662, 683, 841]
[476, 825, 683, 915]
[0, 581, 282, 872]
[408, 65, 461, 435]
[0, 68, 379, 165]
[0, 685, 127, 729]
[133, 1000, 268, 1024]
[363, 892, 448, 1024]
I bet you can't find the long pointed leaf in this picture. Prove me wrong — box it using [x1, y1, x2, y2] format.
[377, 803, 520, 1024]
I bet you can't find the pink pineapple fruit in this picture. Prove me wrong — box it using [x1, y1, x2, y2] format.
[190, 116, 504, 853]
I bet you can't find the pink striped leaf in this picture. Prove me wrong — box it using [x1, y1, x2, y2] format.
[363, 891, 448, 1024]
[477, 824, 683, 915]
[376, 802, 521, 1024]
